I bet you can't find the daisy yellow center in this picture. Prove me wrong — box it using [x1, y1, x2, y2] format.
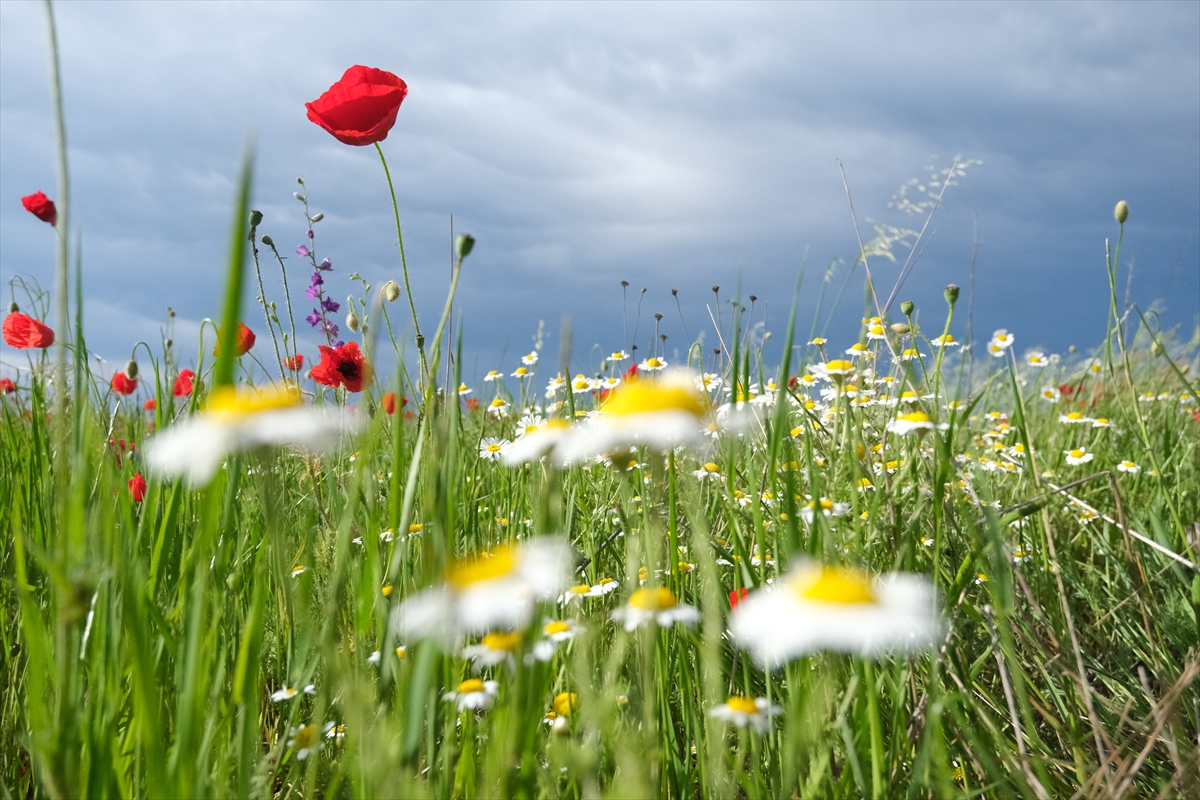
[544, 621, 570, 636]
[795, 566, 877, 605]
[869, 326, 884, 335]
[567, 584, 590, 595]
[825, 359, 854, 372]
[1069, 449, 1085, 458]
[725, 696, 759, 715]
[409, 523, 423, 533]
[903, 349, 919, 357]
[637, 567, 648, 580]
[1121, 461, 1136, 468]
[645, 358, 663, 367]
[628, 586, 677, 611]
[514, 368, 528, 375]
[490, 398, 506, 408]
[486, 371, 499, 378]
[1066, 412, 1083, 420]
[601, 381, 706, 418]
[487, 443, 503, 453]
[447, 546, 516, 588]
[293, 724, 318, 749]
[598, 577, 616, 585]
[553, 692, 579, 716]
[457, 679, 485, 694]
[898, 411, 930, 423]
[703, 462, 720, 472]
[396, 647, 406, 659]
[1094, 418, 1108, 425]
[206, 385, 301, 421]
[482, 631, 522, 651]
[524, 425, 539, 435]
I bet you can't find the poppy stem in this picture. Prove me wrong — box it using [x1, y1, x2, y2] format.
[374, 143, 427, 388]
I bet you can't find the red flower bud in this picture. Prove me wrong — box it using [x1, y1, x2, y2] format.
[21, 191, 57, 226]
[213, 322, 256, 357]
[0, 378, 14, 394]
[2, 312, 55, 349]
[729, 587, 749, 608]
[111, 371, 138, 395]
[173, 369, 196, 397]
[128, 473, 147, 503]
[144, 398, 156, 411]
[285, 353, 305, 371]
[305, 65, 408, 146]
[310, 341, 373, 393]
[624, 364, 639, 380]
[382, 391, 397, 415]
[465, 397, 480, 412]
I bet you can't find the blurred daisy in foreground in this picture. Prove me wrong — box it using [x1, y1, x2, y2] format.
[729, 561, 939, 668]
[887, 411, 948, 437]
[1064, 447, 1094, 466]
[503, 419, 571, 465]
[288, 723, 331, 761]
[392, 538, 571, 644]
[1026, 352, 1050, 367]
[709, 696, 782, 733]
[611, 587, 700, 631]
[554, 372, 708, 464]
[1059, 412, 1091, 424]
[144, 384, 356, 486]
[444, 679, 499, 712]
[1040, 387, 1061, 403]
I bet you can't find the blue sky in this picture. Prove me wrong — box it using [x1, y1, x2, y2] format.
[1, 1, 1197, 386]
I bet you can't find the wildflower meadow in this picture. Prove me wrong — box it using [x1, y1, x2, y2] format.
[3, 10, 1199, 800]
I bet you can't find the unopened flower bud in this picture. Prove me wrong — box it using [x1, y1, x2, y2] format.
[1114, 200, 1129, 224]
[260, 234, 274, 247]
[346, 311, 360, 332]
[310, 212, 324, 223]
[297, 177, 305, 186]
[890, 322, 911, 334]
[248, 210, 263, 227]
[1150, 337, 1162, 356]
[944, 284, 960, 306]
[8, 302, 19, 313]
[166, 339, 173, 348]
[455, 233, 475, 259]
[124, 360, 138, 380]
[293, 192, 306, 202]
[382, 280, 401, 302]
[900, 299, 915, 317]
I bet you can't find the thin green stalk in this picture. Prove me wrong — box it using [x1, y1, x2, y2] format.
[374, 142, 428, 387]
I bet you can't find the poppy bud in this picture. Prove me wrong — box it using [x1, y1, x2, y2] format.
[310, 212, 324, 223]
[1114, 200, 1129, 224]
[900, 299, 915, 317]
[891, 323, 911, 334]
[346, 311, 360, 332]
[249, 209, 263, 227]
[294, 192, 306, 202]
[260, 234, 275, 247]
[383, 280, 401, 302]
[125, 360, 139, 379]
[166, 339, 173, 348]
[455, 233, 475, 259]
[8, 302, 18, 313]
[943, 284, 960, 306]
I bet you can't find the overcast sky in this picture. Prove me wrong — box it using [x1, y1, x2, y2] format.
[2, 1, 1197, 386]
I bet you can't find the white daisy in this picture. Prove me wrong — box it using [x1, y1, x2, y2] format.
[1064, 447, 1094, 465]
[611, 587, 700, 632]
[709, 696, 783, 733]
[462, 630, 523, 670]
[1116, 460, 1140, 474]
[483, 370, 503, 382]
[639, 356, 668, 371]
[886, 411, 947, 437]
[607, 351, 630, 363]
[521, 351, 539, 366]
[729, 561, 939, 667]
[288, 723, 324, 760]
[443, 679, 499, 712]
[478, 437, 511, 461]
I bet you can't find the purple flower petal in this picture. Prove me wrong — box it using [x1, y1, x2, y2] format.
[296, 245, 311, 257]
[321, 297, 340, 313]
[305, 286, 322, 301]
[306, 311, 322, 327]
[307, 229, 314, 239]
[317, 258, 332, 271]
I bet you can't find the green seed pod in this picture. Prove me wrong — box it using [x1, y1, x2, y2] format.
[944, 284, 960, 306]
[310, 213, 324, 223]
[455, 233, 475, 260]
[900, 299, 915, 317]
[8, 301, 19, 313]
[890, 323, 911, 335]
[383, 280, 401, 302]
[124, 360, 139, 380]
[346, 311, 360, 333]
[1114, 200, 1129, 224]
[260, 234, 274, 247]
[248, 209, 263, 227]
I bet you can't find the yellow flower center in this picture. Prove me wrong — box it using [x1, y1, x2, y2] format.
[1069, 449, 1085, 458]
[395, 646, 406, 660]
[457, 679, 485, 694]
[409, 523, 423, 534]
[725, 696, 759, 715]
[567, 584, 590, 595]
[447, 545, 516, 588]
[544, 620, 570, 636]
[292, 724, 318, 749]
[637, 567, 649, 580]
[553, 692, 579, 716]
[898, 411, 930, 423]
[206, 385, 301, 422]
[597, 577, 616, 586]
[489, 398, 506, 408]
[795, 565, 877, 605]
[481, 631, 522, 651]
[1066, 412, 1083, 420]
[601, 380, 706, 418]
[824, 359, 854, 373]
[486, 371, 499, 378]
[514, 368, 529, 376]
[381, 585, 393, 597]
[702, 462, 720, 473]
[628, 586, 677, 611]
[1094, 418, 1108, 425]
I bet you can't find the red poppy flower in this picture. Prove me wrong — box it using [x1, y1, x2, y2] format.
[144, 398, 156, 411]
[128, 473, 147, 503]
[285, 353, 305, 371]
[21, 191, 57, 226]
[465, 397, 480, 412]
[305, 65, 408, 146]
[111, 372, 138, 395]
[382, 391, 398, 415]
[0, 378, 14, 394]
[213, 322, 256, 356]
[2, 312, 55, 349]
[729, 587, 749, 608]
[173, 369, 196, 397]
[310, 341, 373, 393]
[624, 364, 639, 380]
